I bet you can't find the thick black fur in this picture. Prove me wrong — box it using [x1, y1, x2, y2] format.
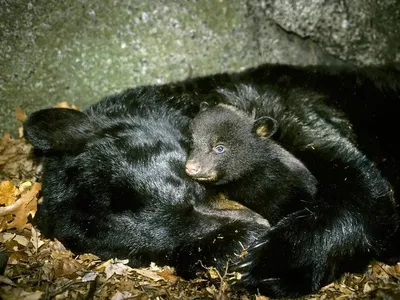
[23, 64, 400, 298]
[23, 91, 269, 280]
[154, 64, 400, 297]
[186, 103, 318, 223]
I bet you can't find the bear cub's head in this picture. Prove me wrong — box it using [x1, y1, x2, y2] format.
[185, 102, 278, 185]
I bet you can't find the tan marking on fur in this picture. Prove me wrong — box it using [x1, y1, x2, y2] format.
[210, 193, 247, 210]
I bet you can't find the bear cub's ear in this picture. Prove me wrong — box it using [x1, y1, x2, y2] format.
[23, 108, 95, 153]
[252, 116, 278, 138]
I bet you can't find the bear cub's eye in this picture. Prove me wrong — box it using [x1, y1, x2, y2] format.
[214, 145, 225, 154]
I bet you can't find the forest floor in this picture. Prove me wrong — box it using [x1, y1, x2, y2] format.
[1, 105, 400, 300]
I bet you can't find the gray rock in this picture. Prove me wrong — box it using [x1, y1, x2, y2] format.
[0, 0, 399, 135]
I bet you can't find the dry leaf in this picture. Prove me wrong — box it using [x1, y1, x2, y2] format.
[54, 101, 79, 110]
[53, 258, 83, 279]
[363, 282, 373, 293]
[18, 126, 24, 138]
[0, 182, 40, 231]
[50, 239, 68, 252]
[1, 232, 16, 242]
[111, 291, 133, 300]
[81, 272, 98, 282]
[14, 290, 43, 300]
[30, 227, 44, 253]
[133, 268, 164, 282]
[207, 267, 220, 279]
[0, 180, 17, 206]
[206, 285, 217, 295]
[40, 263, 54, 281]
[19, 181, 32, 193]
[15, 107, 27, 122]
[78, 253, 101, 262]
[0, 133, 35, 180]
[95, 259, 111, 271]
[104, 259, 132, 280]
[255, 296, 270, 300]
[395, 263, 400, 272]
[7, 250, 29, 265]
[0, 286, 43, 300]
[13, 234, 29, 247]
[0, 215, 13, 231]
[157, 266, 179, 283]
[0, 275, 17, 286]
[149, 261, 161, 271]
[50, 249, 73, 261]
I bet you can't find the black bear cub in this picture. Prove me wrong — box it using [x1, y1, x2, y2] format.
[185, 102, 317, 223]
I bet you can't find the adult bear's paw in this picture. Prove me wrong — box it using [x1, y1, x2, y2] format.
[232, 208, 371, 298]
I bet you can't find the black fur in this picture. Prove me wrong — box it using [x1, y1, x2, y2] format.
[154, 64, 400, 297]
[186, 103, 317, 223]
[23, 64, 400, 298]
[23, 90, 269, 279]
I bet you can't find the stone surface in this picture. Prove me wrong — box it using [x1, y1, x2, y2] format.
[1, 0, 399, 134]
[265, 0, 400, 64]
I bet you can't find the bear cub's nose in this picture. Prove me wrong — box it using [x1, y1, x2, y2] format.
[185, 161, 200, 175]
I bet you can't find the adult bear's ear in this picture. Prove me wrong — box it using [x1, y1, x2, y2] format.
[199, 101, 210, 111]
[252, 116, 278, 138]
[23, 108, 95, 153]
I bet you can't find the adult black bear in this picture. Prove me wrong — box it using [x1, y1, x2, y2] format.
[23, 90, 270, 279]
[24, 64, 400, 299]
[185, 103, 318, 223]
[154, 64, 400, 297]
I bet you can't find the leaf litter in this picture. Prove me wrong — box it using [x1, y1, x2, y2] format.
[0, 104, 399, 300]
